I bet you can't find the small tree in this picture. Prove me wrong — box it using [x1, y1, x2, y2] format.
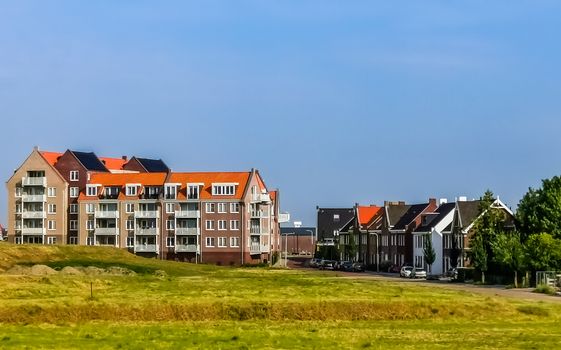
[491, 231, 524, 287]
[423, 234, 436, 274]
[449, 233, 461, 269]
[470, 233, 488, 283]
[525, 233, 561, 272]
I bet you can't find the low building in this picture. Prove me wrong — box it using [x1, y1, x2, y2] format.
[280, 227, 316, 256]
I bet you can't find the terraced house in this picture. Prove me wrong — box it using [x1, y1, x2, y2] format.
[6, 147, 280, 265]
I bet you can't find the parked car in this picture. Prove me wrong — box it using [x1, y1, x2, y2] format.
[334, 261, 351, 271]
[341, 261, 355, 271]
[411, 268, 427, 279]
[352, 262, 365, 272]
[400, 266, 414, 278]
[309, 258, 322, 268]
[319, 260, 336, 270]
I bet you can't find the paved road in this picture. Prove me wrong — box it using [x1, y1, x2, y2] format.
[288, 259, 561, 304]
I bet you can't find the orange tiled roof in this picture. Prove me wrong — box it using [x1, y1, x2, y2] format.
[99, 157, 127, 171]
[79, 172, 168, 200]
[40, 151, 63, 166]
[269, 190, 277, 201]
[358, 205, 382, 226]
[169, 172, 251, 200]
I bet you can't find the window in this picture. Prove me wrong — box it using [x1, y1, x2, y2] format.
[48, 204, 56, 214]
[166, 203, 175, 214]
[47, 187, 56, 197]
[205, 220, 214, 230]
[187, 184, 199, 199]
[70, 220, 78, 230]
[86, 203, 95, 214]
[126, 203, 135, 214]
[86, 220, 94, 230]
[105, 186, 119, 198]
[166, 237, 175, 247]
[166, 220, 175, 230]
[218, 237, 227, 247]
[218, 220, 227, 230]
[126, 237, 134, 248]
[212, 184, 236, 196]
[86, 236, 94, 246]
[15, 236, 22, 244]
[164, 184, 177, 199]
[70, 187, 79, 198]
[70, 204, 78, 214]
[126, 185, 138, 196]
[333, 214, 340, 222]
[230, 203, 240, 213]
[218, 203, 227, 213]
[86, 185, 98, 196]
[69, 237, 78, 245]
[47, 237, 57, 245]
[230, 220, 239, 230]
[70, 170, 79, 181]
[205, 203, 215, 213]
[15, 187, 22, 197]
[230, 237, 240, 247]
[48, 220, 56, 230]
[126, 220, 134, 231]
[205, 237, 215, 247]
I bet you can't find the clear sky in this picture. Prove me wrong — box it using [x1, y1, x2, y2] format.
[2, 1, 561, 227]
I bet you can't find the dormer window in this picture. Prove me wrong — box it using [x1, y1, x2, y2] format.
[126, 184, 139, 196]
[164, 184, 179, 200]
[212, 183, 237, 196]
[86, 184, 99, 197]
[187, 183, 202, 199]
[105, 186, 120, 198]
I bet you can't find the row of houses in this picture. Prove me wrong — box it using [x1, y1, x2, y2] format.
[5, 147, 281, 266]
[317, 197, 515, 275]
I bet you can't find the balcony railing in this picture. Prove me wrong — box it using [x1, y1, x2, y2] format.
[95, 211, 119, 219]
[22, 211, 46, 219]
[134, 210, 159, 219]
[22, 177, 46, 187]
[21, 227, 45, 235]
[250, 243, 261, 255]
[94, 227, 119, 235]
[175, 227, 200, 235]
[136, 227, 158, 235]
[135, 244, 159, 253]
[260, 244, 271, 253]
[22, 194, 46, 202]
[175, 210, 200, 218]
[252, 193, 271, 203]
[250, 210, 269, 218]
[175, 244, 199, 253]
[250, 228, 269, 235]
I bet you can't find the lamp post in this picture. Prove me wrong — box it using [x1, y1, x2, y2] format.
[304, 229, 314, 256]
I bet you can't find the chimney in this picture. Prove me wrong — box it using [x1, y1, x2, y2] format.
[122, 156, 128, 161]
[439, 198, 448, 205]
[458, 196, 467, 202]
[429, 198, 437, 207]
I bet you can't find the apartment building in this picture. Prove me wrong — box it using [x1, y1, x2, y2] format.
[6, 147, 280, 265]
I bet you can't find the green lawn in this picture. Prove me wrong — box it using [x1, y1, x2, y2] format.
[0, 243, 560, 349]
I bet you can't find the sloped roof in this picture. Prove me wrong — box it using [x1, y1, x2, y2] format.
[386, 204, 411, 227]
[99, 157, 127, 171]
[415, 202, 456, 232]
[40, 151, 63, 166]
[79, 172, 168, 200]
[135, 157, 169, 172]
[457, 200, 482, 229]
[71, 151, 108, 172]
[358, 205, 382, 226]
[168, 172, 251, 200]
[393, 203, 429, 230]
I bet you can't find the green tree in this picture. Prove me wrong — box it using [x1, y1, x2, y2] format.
[470, 233, 488, 283]
[524, 233, 561, 272]
[346, 232, 358, 261]
[423, 234, 436, 274]
[517, 176, 561, 240]
[491, 231, 525, 287]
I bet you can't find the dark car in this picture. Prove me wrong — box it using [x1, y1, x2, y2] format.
[319, 260, 335, 270]
[335, 261, 352, 271]
[309, 258, 322, 268]
[352, 262, 365, 272]
[341, 261, 355, 271]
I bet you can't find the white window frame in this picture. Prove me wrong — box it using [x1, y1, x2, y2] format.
[15, 187, 22, 197]
[70, 170, 79, 182]
[48, 220, 56, 231]
[205, 203, 215, 213]
[166, 203, 175, 214]
[164, 184, 178, 199]
[70, 187, 79, 198]
[47, 237, 57, 245]
[126, 236, 134, 248]
[126, 185, 138, 196]
[126, 203, 135, 214]
[205, 237, 215, 247]
[70, 204, 78, 214]
[47, 187, 56, 197]
[48, 204, 56, 214]
[187, 184, 200, 199]
[70, 220, 78, 231]
[86, 220, 94, 230]
[230, 237, 239, 247]
[205, 220, 214, 230]
[166, 220, 175, 230]
[230, 220, 239, 230]
[86, 185, 98, 197]
[15, 236, 22, 244]
[126, 220, 134, 231]
[230, 203, 240, 213]
[217, 203, 227, 213]
[218, 220, 227, 231]
[69, 237, 78, 245]
[86, 236, 95, 246]
[211, 183, 237, 196]
[166, 236, 175, 247]
[218, 237, 227, 247]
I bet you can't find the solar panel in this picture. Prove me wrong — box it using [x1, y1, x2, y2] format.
[72, 151, 108, 172]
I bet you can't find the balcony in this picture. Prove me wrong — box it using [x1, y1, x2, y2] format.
[94, 227, 119, 235]
[22, 211, 46, 219]
[22, 177, 46, 187]
[175, 244, 199, 253]
[22, 194, 46, 202]
[21, 227, 45, 235]
[136, 228, 158, 235]
[135, 244, 159, 253]
[135, 210, 159, 219]
[261, 244, 271, 253]
[175, 227, 200, 235]
[95, 210, 119, 219]
[250, 228, 268, 235]
[175, 210, 200, 218]
[250, 210, 269, 218]
[252, 193, 271, 203]
[250, 242, 261, 255]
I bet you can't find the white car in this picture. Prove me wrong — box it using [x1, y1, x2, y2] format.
[400, 266, 413, 278]
[411, 268, 427, 279]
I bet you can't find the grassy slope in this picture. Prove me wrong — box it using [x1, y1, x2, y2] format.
[0, 243, 560, 349]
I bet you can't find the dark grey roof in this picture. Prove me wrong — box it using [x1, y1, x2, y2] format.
[317, 208, 355, 241]
[71, 151, 108, 172]
[280, 227, 316, 236]
[386, 204, 411, 227]
[457, 200, 482, 229]
[393, 203, 429, 230]
[136, 157, 170, 172]
[415, 202, 455, 232]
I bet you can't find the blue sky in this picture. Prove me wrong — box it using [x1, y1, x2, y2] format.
[1, 1, 561, 226]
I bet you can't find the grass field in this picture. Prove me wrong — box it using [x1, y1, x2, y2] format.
[0, 243, 560, 349]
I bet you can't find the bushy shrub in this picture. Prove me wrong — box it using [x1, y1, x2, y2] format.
[534, 284, 556, 295]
